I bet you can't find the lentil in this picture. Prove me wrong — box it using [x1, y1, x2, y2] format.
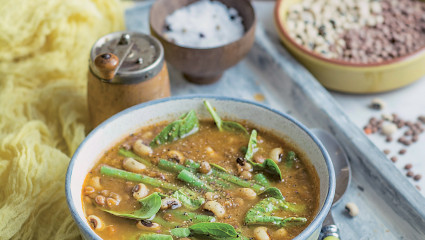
[414, 174, 422, 181]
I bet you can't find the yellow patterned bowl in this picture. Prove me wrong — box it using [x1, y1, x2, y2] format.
[274, 0, 425, 93]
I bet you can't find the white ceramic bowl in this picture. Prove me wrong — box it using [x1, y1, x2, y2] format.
[66, 96, 335, 240]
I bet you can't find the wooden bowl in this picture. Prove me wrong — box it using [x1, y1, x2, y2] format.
[150, 0, 256, 84]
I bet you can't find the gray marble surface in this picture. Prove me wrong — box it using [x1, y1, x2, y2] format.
[126, 2, 425, 239]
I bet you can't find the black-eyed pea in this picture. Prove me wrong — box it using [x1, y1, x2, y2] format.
[88, 215, 104, 231]
[253, 227, 270, 240]
[345, 202, 359, 217]
[90, 176, 102, 189]
[84, 196, 92, 204]
[203, 201, 226, 218]
[141, 131, 153, 140]
[132, 183, 149, 200]
[199, 161, 212, 174]
[167, 150, 185, 163]
[123, 157, 146, 173]
[95, 195, 106, 206]
[236, 188, 257, 200]
[84, 186, 95, 195]
[161, 198, 181, 210]
[239, 171, 252, 180]
[85, 207, 94, 216]
[270, 148, 283, 163]
[234, 197, 244, 207]
[253, 155, 265, 164]
[133, 139, 153, 157]
[106, 197, 119, 207]
[272, 228, 288, 239]
[241, 162, 253, 172]
[136, 220, 160, 231]
[110, 192, 121, 201]
[100, 190, 110, 197]
[205, 192, 218, 201]
[205, 146, 216, 157]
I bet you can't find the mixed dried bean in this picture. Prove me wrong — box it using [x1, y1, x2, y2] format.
[286, 0, 425, 63]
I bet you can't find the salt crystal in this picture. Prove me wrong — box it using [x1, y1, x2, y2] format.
[164, 0, 245, 49]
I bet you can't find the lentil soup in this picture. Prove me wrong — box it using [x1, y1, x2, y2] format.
[82, 102, 319, 240]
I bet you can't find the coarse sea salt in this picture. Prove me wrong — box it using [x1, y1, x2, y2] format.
[164, 0, 244, 49]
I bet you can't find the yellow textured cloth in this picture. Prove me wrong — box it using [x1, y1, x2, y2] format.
[0, 0, 124, 239]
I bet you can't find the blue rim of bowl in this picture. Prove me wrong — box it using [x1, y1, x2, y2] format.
[65, 95, 336, 240]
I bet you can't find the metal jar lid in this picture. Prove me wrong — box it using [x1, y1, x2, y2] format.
[89, 31, 164, 84]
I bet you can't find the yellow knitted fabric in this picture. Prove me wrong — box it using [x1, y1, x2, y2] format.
[0, 0, 124, 239]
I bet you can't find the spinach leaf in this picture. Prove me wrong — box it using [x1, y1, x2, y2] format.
[244, 129, 258, 161]
[171, 210, 216, 223]
[247, 158, 282, 181]
[103, 192, 161, 220]
[203, 100, 248, 135]
[286, 151, 296, 168]
[244, 130, 282, 180]
[118, 148, 151, 166]
[139, 234, 173, 240]
[259, 187, 285, 200]
[189, 222, 239, 239]
[244, 197, 307, 227]
[170, 228, 191, 238]
[253, 173, 270, 188]
[171, 189, 205, 210]
[150, 110, 199, 148]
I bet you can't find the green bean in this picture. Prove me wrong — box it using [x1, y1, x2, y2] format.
[118, 148, 151, 166]
[183, 160, 264, 191]
[100, 165, 178, 190]
[159, 159, 232, 189]
[177, 169, 213, 192]
[253, 173, 270, 188]
[158, 159, 189, 173]
[211, 169, 265, 193]
[184, 159, 200, 169]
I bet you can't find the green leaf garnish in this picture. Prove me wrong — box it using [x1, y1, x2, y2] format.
[189, 222, 239, 239]
[170, 228, 191, 238]
[150, 110, 199, 148]
[171, 189, 205, 210]
[103, 192, 161, 220]
[203, 100, 248, 135]
[247, 158, 282, 181]
[259, 187, 284, 200]
[244, 129, 258, 161]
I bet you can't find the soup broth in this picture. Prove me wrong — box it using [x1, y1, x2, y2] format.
[82, 115, 319, 240]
